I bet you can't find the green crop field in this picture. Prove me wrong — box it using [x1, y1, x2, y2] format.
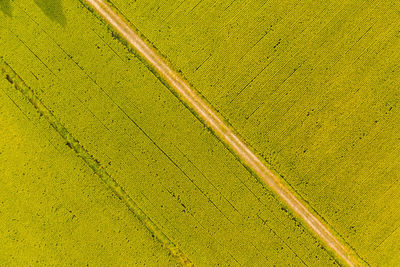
[0, 1, 340, 265]
[1, 0, 399, 265]
[0, 76, 176, 265]
[96, 0, 400, 265]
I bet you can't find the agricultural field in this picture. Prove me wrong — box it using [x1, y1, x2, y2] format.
[100, 0, 400, 265]
[0, 76, 176, 265]
[0, 1, 347, 265]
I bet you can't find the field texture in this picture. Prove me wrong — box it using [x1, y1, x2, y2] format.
[0, 76, 176, 265]
[0, 1, 345, 265]
[103, 0, 400, 265]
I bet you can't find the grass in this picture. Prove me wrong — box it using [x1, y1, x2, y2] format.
[0, 0, 340, 265]
[106, 0, 400, 265]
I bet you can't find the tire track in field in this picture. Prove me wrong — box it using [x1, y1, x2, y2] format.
[0, 58, 192, 266]
[83, 0, 364, 266]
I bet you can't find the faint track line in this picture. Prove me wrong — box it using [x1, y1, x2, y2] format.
[84, 0, 365, 265]
[0, 58, 192, 266]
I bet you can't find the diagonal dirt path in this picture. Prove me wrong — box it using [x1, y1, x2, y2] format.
[84, 0, 363, 265]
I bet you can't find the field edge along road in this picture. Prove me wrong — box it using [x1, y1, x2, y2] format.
[84, 0, 365, 265]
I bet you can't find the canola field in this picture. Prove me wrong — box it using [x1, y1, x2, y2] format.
[0, 1, 345, 265]
[0, 76, 175, 265]
[102, 0, 400, 265]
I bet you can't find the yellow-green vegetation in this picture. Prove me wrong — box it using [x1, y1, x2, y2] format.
[1, 1, 340, 265]
[101, 0, 400, 265]
[0, 75, 176, 265]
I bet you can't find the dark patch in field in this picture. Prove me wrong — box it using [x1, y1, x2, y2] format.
[66, 141, 72, 149]
[5, 74, 13, 84]
[273, 38, 282, 49]
[34, 0, 66, 26]
[0, 0, 12, 17]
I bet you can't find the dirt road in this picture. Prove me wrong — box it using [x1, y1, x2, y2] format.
[85, 0, 362, 265]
